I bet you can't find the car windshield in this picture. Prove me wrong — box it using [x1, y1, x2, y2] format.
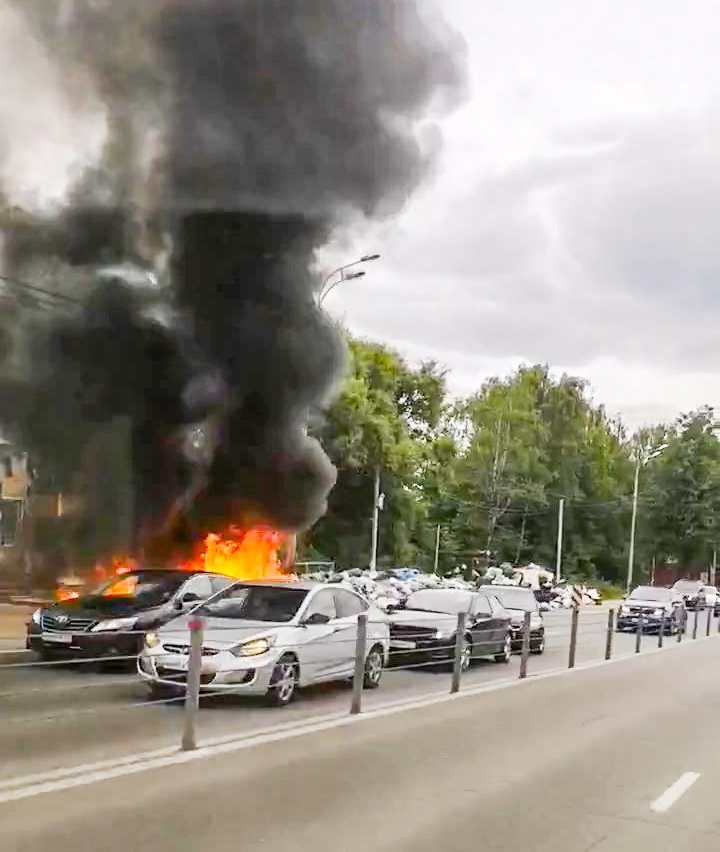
[673, 580, 701, 593]
[90, 572, 187, 604]
[629, 586, 671, 602]
[404, 590, 473, 615]
[487, 588, 538, 611]
[200, 585, 309, 622]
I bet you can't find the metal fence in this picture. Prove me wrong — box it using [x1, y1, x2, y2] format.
[1, 603, 718, 756]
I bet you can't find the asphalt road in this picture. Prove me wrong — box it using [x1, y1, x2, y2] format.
[3, 619, 720, 851]
[0, 606, 716, 783]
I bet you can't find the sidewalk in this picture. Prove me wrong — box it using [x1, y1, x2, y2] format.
[0, 604, 31, 649]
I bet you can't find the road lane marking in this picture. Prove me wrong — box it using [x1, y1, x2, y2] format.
[0, 632, 717, 804]
[650, 773, 700, 813]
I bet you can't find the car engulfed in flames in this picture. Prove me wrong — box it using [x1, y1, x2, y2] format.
[54, 529, 296, 600]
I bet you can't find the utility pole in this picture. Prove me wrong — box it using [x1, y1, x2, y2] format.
[712, 549, 717, 587]
[369, 464, 382, 576]
[555, 498, 565, 583]
[626, 459, 640, 594]
[433, 524, 441, 574]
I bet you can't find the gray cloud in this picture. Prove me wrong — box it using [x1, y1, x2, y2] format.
[335, 109, 720, 378]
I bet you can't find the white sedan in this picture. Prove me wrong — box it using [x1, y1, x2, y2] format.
[138, 581, 390, 706]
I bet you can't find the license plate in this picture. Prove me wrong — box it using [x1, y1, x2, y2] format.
[391, 639, 416, 650]
[42, 632, 72, 644]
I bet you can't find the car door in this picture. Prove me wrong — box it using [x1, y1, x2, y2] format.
[468, 594, 494, 654]
[295, 589, 341, 682]
[488, 595, 511, 649]
[332, 589, 367, 676]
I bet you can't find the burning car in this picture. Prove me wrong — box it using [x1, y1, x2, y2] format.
[27, 568, 236, 661]
[138, 581, 390, 706]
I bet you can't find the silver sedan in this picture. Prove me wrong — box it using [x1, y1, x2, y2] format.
[138, 581, 389, 706]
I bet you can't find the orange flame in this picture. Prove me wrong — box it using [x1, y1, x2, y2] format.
[56, 589, 80, 602]
[191, 529, 297, 582]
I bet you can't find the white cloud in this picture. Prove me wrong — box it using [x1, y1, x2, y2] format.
[323, 0, 720, 430]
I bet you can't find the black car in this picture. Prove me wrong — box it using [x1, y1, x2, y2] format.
[26, 569, 235, 660]
[672, 579, 705, 611]
[479, 585, 545, 654]
[388, 588, 513, 670]
[616, 585, 686, 634]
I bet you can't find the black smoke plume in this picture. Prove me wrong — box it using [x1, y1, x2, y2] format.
[0, 0, 465, 566]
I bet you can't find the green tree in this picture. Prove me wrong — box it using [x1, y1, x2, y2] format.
[307, 338, 448, 567]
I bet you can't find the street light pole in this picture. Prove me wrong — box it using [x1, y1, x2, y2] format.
[369, 464, 382, 576]
[555, 498, 564, 583]
[318, 254, 380, 306]
[626, 442, 668, 593]
[626, 459, 640, 594]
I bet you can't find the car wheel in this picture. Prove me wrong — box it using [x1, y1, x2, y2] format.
[363, 645, 384, 689]
[494, 633, 512, 664]
[266, 656, 298, 707]
[531, 632, 545, 655]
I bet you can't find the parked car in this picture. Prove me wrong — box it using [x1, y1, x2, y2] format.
[702, 585, 720, 614]
[479, 585, 545, 654]
[672, 579, 706, 611]
[387, 588, 512, 670]
[616, 585, 686, 634]
[27, 569, 236, 660]
[138, 581, 390, 706]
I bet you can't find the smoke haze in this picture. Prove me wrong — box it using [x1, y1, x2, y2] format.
[0, 0, 466, 564]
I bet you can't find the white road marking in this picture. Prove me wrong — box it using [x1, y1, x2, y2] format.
[0, 630, 716, 805]
[650, 773, 701, 812]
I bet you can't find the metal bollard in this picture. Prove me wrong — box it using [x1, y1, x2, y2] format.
[678, 610, 684, 642]
[451, 612, 467, 694]
[693, 608, 699, 639]
[605, 609, 614, 660]
[350, 612, 368, 714]
[181, 616, 204, 752]
[519, 611, 531, 679]
[635, 614, 642, 653]
[568, 605, 579, 669]
[706, 606, 712, 637]
[658, 613, 665, 648]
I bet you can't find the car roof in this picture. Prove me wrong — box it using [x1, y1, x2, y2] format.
[479, 584, 531, 592]
[124, 568, 227, 578]
[408, 588, 477, 597]
[229, 579, 319, 591]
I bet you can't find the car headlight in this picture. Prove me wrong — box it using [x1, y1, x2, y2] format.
[653, 608, 664, 617]
[620, 605, 630, 614]
[144, 631, 160, 648]
[91, 616, 138, 633]
[31, 607, 42, 625]
[230, 636, 276, 657]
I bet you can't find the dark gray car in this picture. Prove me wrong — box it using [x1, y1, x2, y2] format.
[388, 588, 513, 669]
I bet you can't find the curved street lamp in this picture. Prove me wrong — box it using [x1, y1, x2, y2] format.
[317, 254, 380, 307]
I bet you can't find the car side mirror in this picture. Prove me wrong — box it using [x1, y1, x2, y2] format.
[303, 612, 330, 626]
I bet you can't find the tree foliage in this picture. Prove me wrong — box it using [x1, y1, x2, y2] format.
[306, 338, 720, 583]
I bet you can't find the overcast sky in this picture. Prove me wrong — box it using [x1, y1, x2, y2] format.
[320, 0, 720, 431]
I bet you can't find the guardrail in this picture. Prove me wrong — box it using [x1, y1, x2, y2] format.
[0, 604, 718, 756]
